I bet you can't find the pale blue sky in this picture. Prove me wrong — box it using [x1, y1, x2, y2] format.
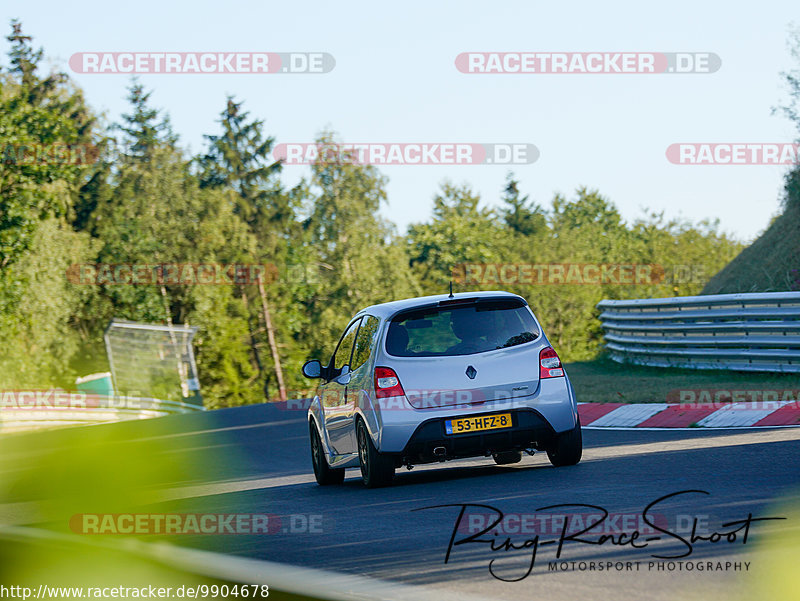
[6, 1, 799, 242]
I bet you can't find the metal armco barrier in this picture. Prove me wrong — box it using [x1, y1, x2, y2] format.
[0, 395, 204, 434]
[597, 291, 800, 373]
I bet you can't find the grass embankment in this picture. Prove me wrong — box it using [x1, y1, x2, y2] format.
[565, 356, 800, 403]
[701, 169, 800, 294]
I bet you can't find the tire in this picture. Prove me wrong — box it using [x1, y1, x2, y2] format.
[493, 450, 522, 465]
[310, 423, 345, 485]
[356, 419, 395, 488]
[547, 417, 582, 467]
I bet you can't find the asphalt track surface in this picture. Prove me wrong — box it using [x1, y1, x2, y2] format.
[7, 403, 800, 600]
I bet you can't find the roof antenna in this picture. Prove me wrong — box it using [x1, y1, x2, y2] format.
[448, 281, 454, 298]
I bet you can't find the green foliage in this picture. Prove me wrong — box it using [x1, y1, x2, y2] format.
[116, 82, 176, 162]
[0, 21, 764, 406]
[300, 133, 419, 363]
[0, 66, 94, 269]
[702, 167, 800, 294]
[703, 30, 800, 294]
[0, 21, 100, 387]
[188, 285, 259, 408]
[501, 173, 547, 237]
[196, 97, 293, 398]
[408, 181, 506, 290]
[0, 218, 98, 388]
[85, 108, 259, 405]
[410, 184, 742, 361]
[775, 25, 800, 141]
[197, 97, 283, 222]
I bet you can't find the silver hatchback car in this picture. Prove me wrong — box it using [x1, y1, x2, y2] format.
[302, 291, 582, 487]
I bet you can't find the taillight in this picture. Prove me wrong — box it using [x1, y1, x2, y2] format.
[539, 347, 564, 379]
[374, 366, 406, 398]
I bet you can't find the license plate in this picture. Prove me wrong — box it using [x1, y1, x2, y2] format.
[445, 413, 512, 435]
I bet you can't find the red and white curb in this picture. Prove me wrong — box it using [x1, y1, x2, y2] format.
[578, 401, 800, 429]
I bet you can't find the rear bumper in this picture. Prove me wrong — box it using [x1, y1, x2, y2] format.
[367, 375, 578, 453]
[399, 408, 556, 464]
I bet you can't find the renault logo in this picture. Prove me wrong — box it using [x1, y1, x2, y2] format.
[466, 365, 477, 379]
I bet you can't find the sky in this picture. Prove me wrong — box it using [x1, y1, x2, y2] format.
[5, 1, 799, 243]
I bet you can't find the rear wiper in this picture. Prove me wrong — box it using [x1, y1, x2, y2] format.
[501, 332, 538, 348]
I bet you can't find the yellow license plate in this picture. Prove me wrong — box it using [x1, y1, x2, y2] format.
[445, 413, 512, 435]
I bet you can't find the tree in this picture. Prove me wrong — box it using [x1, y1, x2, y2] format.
[198, 97, 283, 222]
[501, 173, 546, 237]
[197, 97, 288, 400]
[302, 132, 418, 361]
[116, 81, 176, 162]
[0, 21, 101, 386]
[407, 181, 506, 291]
[77, 87, 260, 407]
[1, 21, 96, 270]
[0, 219, 98, 389]
[776, 25, 800, 139]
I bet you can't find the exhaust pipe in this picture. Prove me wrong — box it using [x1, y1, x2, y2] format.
[433, 446, 447, 460]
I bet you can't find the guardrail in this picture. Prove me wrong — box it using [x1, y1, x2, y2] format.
[0, 395, 204, 434]
[597, 291, 800, 373]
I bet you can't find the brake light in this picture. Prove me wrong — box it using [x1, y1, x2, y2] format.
[539, 347, 564, 379]
[438, 297, 478, 307]
[374, 366, 406, 398]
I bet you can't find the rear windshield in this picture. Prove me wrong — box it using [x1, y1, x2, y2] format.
[386, 299, 540, 357]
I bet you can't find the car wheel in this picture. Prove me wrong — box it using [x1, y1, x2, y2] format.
[356, 419, 394, 488]
[310, 423, 345, 485]
[493, 450, 522, 465]
[547, 417, 583, 467]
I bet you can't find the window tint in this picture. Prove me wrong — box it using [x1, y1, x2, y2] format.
[386, 299, 539, 357]
[351, 315, 379, 371]
[333, 318, 361, 370]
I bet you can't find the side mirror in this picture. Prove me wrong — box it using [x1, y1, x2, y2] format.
[302, 359, 322, 379]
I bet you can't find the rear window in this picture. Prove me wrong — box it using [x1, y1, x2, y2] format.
[386, 299, 540, 357]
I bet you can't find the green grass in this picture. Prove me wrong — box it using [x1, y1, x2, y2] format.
[702, 170, 799, 294]
[564, 355, 800, 404]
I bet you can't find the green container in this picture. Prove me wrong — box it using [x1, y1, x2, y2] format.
[75, 372, 115, 396]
